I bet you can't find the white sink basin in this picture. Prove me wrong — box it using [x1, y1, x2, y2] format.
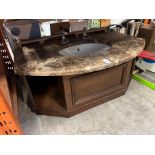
[58, 43, 111, 56]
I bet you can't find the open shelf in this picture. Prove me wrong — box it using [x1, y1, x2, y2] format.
[26, 76, 67, 114]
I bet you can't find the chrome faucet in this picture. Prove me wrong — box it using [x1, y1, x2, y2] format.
[83, 27, 91, 39]
[61, 30, 69, 44]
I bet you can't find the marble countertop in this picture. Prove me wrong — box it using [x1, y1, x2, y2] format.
[14, 32, 145, 76]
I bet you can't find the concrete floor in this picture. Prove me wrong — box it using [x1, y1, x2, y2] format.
[19, 80, 155, 135]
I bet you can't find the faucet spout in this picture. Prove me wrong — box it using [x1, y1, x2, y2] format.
[61, 30, 69, 44]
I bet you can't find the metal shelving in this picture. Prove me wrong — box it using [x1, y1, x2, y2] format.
[0, 23, 22, 135]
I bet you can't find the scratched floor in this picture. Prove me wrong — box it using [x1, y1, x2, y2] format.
[19, 80, 155, 135]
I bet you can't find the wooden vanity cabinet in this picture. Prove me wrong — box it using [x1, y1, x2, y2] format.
[25, 59, 133, 117]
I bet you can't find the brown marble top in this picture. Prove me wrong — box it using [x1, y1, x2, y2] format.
[14, 32, 145, 76]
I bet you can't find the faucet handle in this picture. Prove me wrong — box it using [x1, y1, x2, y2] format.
[83, 27, 87, 31]
[61, 30, 68, 35]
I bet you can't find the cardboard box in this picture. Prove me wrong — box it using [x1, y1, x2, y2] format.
[100, 19, 110, 27]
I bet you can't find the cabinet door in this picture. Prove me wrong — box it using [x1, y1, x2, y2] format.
[70, 60, 132, 106]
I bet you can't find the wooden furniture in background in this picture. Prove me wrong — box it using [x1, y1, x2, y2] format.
[138, 25, 155, 52]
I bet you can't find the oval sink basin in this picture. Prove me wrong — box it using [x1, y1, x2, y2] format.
[58, 43, 111, 57]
